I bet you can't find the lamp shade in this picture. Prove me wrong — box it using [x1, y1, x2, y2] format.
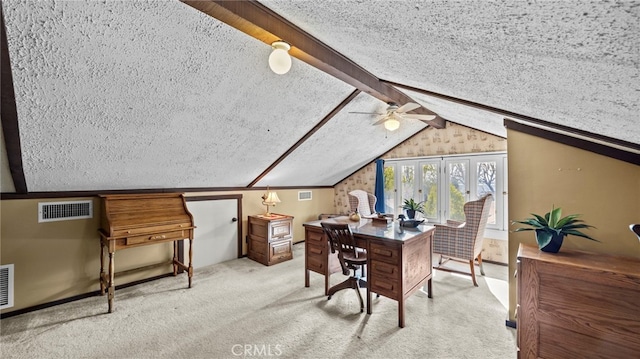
[269, 41, 292, 75]
[384, 118, 400, 131]
[263, 191, 281, 204]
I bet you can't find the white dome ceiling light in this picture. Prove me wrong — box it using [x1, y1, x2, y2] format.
[268, 41, 292, 75]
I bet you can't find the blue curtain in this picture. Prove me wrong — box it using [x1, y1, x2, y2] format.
[374, 159, 385, 213]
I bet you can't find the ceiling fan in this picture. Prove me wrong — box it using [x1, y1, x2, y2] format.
[350, 102, 436, 131]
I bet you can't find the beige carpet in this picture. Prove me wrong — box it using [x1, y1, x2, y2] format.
[0, 243, 516, 359]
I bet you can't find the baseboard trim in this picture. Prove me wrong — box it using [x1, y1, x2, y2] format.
[0, 272, 175, 319]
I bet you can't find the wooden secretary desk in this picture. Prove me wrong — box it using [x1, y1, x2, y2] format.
[98, 193, 195, 313]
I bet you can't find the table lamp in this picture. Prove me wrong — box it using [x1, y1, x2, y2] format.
[261, 187, 281, 216]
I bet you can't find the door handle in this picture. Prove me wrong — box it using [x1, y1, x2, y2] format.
[231, 217, 238, 222]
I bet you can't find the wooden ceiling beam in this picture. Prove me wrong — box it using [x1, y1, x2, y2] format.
[180, 0, 445, 129]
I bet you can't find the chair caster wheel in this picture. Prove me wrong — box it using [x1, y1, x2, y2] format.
[328, 295, 332, 300]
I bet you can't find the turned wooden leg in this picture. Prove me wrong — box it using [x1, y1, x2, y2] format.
[172, 240, 179, 276]
[398, 299, 405, 328]
[107, 251, 115, 313]
[187, 238, 193, 288]
[470, 259, 478, 287]
[99, 242, 105, 295]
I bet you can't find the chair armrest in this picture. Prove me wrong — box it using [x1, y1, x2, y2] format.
[446, 220, 465, 228]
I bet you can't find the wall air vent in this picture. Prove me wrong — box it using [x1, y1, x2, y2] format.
[0, 264, 14, 310]
[298, 191, 312, 201]
[38, 200, 93, 223]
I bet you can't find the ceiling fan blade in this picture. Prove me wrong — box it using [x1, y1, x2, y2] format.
[349, 111, 384, 115]
[396, 102, 420, 113]
[372, 117, 387, 126]
[403, 114, 436, 121]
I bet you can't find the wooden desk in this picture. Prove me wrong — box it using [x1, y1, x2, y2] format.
[303, 217, 435, 327]
[98, 193, 195, 313]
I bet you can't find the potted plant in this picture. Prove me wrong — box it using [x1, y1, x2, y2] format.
[401, 198, 425, 219]
[512, 206, 598, 253]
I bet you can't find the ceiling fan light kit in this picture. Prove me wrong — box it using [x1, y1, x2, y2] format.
[350, 102, 435, 131]
[384, 118, 400, 131]
[269, 41, 292, 74]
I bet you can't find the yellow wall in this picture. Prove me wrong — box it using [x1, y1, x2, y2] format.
[507, 130, 640, 321]
[0, 188, 335, 313]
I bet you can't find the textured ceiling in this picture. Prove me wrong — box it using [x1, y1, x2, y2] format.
[1, 0, 638, 193]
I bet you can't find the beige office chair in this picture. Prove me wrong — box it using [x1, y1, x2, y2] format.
[433, 194, 493, 287]
[348, 190, 378, 218]
[320, 222, 367, 313]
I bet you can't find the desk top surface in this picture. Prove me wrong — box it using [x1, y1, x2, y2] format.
[304, 216, 435, 243]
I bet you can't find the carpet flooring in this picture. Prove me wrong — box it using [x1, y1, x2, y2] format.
[0, 243, 516, 359]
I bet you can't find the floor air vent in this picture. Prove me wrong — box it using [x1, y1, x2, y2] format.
[0, 264, 14, 310]
[298, 191, 312, 201]
[38, 200, 93, 223]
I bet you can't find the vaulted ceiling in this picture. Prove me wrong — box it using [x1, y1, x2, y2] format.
[1, 0, 638, 194]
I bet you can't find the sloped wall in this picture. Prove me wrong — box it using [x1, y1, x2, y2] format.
[507, 130, 640, 322]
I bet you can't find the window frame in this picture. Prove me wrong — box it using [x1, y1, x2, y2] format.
[384, 152, 508, 234]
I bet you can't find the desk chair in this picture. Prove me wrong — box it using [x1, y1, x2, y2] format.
[321, 222, 367, 313]
[433, 194, 493, 287]
[631, 224, 640, 241]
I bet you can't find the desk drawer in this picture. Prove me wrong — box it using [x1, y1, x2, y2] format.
[371, 260, 400, 280]
[369, 242, 400, 264]
[370, 276, 400, 300]
[125, 230, 185, 245]
[305, 229, 325, 245]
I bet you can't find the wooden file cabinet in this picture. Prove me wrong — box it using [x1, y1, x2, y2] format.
[516, 244, 640, 358]
[248, 214, 294, 266]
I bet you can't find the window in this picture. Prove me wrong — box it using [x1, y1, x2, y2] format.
[384, 152, 507, 232]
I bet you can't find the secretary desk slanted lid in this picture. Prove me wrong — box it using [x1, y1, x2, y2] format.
[99, 193, 194, 238]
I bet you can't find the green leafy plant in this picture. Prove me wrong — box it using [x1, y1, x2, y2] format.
[401, 198, 425, 214]
[512, 206, 598, 248]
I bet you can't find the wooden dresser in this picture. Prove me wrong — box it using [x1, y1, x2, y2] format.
[247, 214, 294, 266]
[516, 244, 640, 358]
[98, 193, 195, 313]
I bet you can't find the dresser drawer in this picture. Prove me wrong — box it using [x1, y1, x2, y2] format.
[369, 242, 400, 264]
[125, 230, 186, 245]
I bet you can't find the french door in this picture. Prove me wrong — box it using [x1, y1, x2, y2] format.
[383, 153, 507, 230]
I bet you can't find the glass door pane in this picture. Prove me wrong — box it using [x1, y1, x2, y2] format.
[446, 160, 468, 221]
[383, 164, 396, 215]
[420, 162, 439, 221]
[400, 164, 416, 216]
[477, 161, 497, 225]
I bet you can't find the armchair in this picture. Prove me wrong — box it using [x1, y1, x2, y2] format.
[433, 194, 493, 286]
[348, 190, 378, 218]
